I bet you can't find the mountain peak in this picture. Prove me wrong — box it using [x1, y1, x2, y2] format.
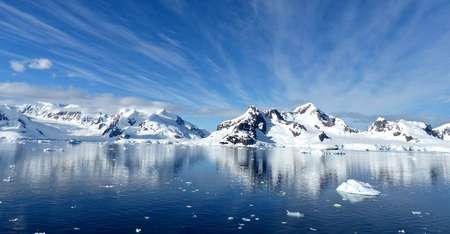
[293, 102, 318, 114]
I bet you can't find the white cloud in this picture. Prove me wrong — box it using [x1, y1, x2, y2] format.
[0, 82, 172, 114]
[10, 61, 26, 72]
[9, 58, 53, 73]
[28, 58, 53, 69]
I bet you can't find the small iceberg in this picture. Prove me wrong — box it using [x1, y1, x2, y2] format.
[69, 139, 81, 145]
[286, 210, 304, 218]
[336, 179, 380, 196]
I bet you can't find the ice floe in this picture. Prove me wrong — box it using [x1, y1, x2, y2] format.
[286, 210, 304, 218]
[336, 179, 380, 196]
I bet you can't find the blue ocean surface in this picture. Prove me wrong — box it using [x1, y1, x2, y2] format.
[1, 142, 450, 233]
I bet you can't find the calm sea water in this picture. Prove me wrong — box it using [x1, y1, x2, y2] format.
[1, 142, 450, 234]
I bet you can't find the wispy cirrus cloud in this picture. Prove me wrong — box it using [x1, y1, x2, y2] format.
[1, 0, 450, 129]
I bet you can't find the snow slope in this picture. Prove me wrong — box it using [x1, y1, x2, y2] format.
[0, 104, 62, 141]
[434, 123, 450, 141]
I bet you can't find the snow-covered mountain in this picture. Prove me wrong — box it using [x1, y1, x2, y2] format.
[0, 104, 60, 141]
[0, 102, 209, 141]
[100, 108, 208, 140]
[367, 117, 440, 143]
[434, 123, 450, 141]
[2, 101, 450, 153]
[205, 104, 356, 146]
[200, 103, 450, 153]
[283, 103, 358, 134]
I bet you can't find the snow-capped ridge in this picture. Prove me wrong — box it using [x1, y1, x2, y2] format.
[209, 103, 345, 145]
[434, 123, 450, 141]
[284, 103, 358, 134]
[15, 102, 208, 141]
[202, 103, 450, 152]
[368, 117, 440, 142]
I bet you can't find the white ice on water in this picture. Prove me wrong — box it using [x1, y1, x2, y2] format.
[286, 210, 304, 218]
[336, 179, 380, 196]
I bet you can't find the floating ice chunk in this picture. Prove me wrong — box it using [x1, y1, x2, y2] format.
[101, 185, 114, 188]
[286, 210, 304, 218]
[70, 205, 76, 209]
[0, 201, 2, 204]
[398, 229, 406, 233]
[249, 204, 254, 207]
[280, 191, 286, 196]
[242, 218, 251, 222]
[281, 221, 287, 224]
[34, 232, 45, 234]
[192, 214, 197, 218]
[9, 218, 18, 222]
[144, 216, 150, 220]
[309, 227, 318, 231]
[43, 148, 63, 152]
[136, 228, 142, 233]
[3, 176, 12, 182]
[185, 182, 192, 185]
[238, 223, 245, 226]
[250, 214, 255, 218]
[255, 217, 259, 221]
[69, 139, 81, 145]
[73, 227, 80, 231]
[333, 203, 342, 208]
[336, 179, 380, 196]
[186, 205, 192, 208]
[227, 217, 234, 220]
[411, 211, 421, 215]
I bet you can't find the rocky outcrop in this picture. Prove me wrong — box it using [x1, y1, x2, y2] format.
[218, 106, 267, 145]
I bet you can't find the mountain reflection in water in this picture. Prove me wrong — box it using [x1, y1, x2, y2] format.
[1, 142, 450, 233]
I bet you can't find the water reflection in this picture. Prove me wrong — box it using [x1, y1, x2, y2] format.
[1, 143, 450, 199]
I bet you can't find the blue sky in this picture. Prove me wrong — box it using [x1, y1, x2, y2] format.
[1, 0, 450, 130]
